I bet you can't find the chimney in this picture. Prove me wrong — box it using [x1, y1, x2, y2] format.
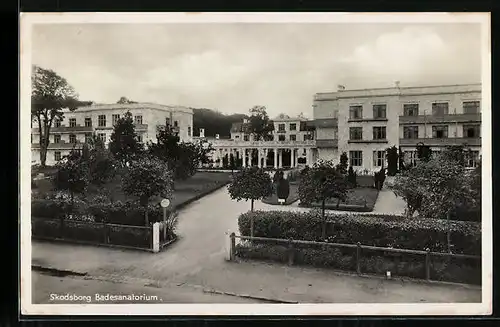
[337, 85, 346, 91]
[199, 128, 205, 138]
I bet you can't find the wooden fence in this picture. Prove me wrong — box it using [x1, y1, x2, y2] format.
[228, 233, 480, 282]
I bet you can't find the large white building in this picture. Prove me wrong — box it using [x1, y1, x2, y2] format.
[31, 102, 193, 166]
[205, 83, 482, 172]
[312, 83, 482, 172]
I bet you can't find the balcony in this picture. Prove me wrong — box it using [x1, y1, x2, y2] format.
[348, 118, 389, 123]
[399, 113, 481, 124]
[31, 141, 85, 150]
[210, 139, 316, 148]
[310, 118, 338, 128]
[316, 139, 338, 148]
[348, 139, 389, 144]
[32, 125, 93, 134]
[399, 137, 481, 147]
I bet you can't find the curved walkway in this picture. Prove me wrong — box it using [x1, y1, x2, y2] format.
[32, 186, 479, 304]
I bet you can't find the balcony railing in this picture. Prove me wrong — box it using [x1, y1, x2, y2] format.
[31, 125, 93, 134]
[316, 139, 338, 148]
[399, 137, 481, 147]
[211, 139, 316, 148]
[31, 141, 85, 150]
[399, 113, 481, 124]
[348, 118, 389, 123]
[348, 139, 389, 144]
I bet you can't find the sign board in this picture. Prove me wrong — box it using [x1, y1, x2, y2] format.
[160, 199, 171, 208]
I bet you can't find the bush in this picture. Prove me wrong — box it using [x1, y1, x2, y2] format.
[373, 168, 386, 190]
[238, 210, 481, 255]
[88, 201, 166, 226]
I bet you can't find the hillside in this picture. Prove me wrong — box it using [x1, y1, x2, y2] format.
[192, 108, 248, 137]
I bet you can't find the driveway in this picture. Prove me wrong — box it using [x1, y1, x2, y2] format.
[31, 186, 480, 303]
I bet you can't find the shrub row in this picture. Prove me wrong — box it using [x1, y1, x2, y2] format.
[235, 242, 481, 285]
[32, 198, 169, 226]
[237, 210, 481, 255]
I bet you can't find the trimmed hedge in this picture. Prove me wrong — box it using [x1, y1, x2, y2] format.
[237, 210, 481, 255]
[235, 242, 481, 285]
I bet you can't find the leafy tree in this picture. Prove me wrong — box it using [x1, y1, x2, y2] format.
[52, 148, 89, 207]
[81, 133, 116, 192]
[148, 125, 212, 180]
[276, 177, 290, 202]
[300, 160, 349, 239]
[336, 152, 349, 176]
[222, 154, 229, 169]
[228, 167, 273, 237]
[398, 146, 406, 171]
[373, 167, 386, 190]
[416, 143, 433, 162]
[391, 168, 423, 217]
[117, 96, 137, 104]
[248, 106, 274, 141]
[31, 65, 92, 167]
[109, 111, 144, 166]
[121, 156, 173, 226]
[347, 166, 357, 187]
[386, 146, 399, 176]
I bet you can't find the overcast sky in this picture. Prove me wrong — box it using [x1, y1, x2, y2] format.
[32, 23, 482, 118]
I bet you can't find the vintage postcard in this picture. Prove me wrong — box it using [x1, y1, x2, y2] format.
[20, 12, 492, 316]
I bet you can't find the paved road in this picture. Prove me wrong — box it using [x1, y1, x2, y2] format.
[32, 186, 480, 303]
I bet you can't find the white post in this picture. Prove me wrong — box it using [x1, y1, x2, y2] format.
[274, 148, 278, 169]
[152, 222, 160, 253]
[242, 148, 246, 167]
[278, 149, 283, 168]
[257, 149, 262, 168]
[264, 149, 268, 168]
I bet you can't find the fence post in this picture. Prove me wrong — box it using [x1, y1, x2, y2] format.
[230, 232, 236, 261]
[152, 223, 160, 253]
[356, 242, 361, 275]
[425, 248, 431, 281]
[288, 238, 294, 266]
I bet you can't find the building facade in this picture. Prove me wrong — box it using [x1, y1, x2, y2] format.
[312, 83, 482, 173]
[201, 114, 316, 169]
[31, 102, 193, 166]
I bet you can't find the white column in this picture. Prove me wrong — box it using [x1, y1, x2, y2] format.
[257, 149, 262, 168]
[278, 149, 283, 168]
[152, 223, 160, 253]
[263, 149, 268, 168]
[291, 149, 296, 167]
[219, 149, 224, 168]
[274, 148, 278, 169]
[242, 148, 246, 167]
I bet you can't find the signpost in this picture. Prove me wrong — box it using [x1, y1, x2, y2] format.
[160, 199, 171, 241]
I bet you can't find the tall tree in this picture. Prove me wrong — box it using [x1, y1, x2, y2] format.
[52, 148, 89, 207]
[228, 167, 273, 237]
[81, 133, 116, 193]
[121, 156, 173, 226]
[31, 65, 91, 167]
[109, 111, 144, 166]
[248, 106, 274, 141]
[336, 152, 349, 176]
[300, 160, 349, 239]
[386, 146, 399, 176]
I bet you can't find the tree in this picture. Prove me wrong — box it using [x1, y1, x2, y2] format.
[222, 154, 229, 168]
[248, 106, 274, 141]
[300, 160, 349, 239]
[31, 65, 92, 167]
[416, 143, 433, 162]
[148, 125, 212, 180]
[276, 177, 290, 202]
[390, 167, 423, 217]
[398, 146, 406, 171]
[53, 148, 89, 207]
[336, 152, 349, 176]
[117, 96, 137, 104]
[228, 167, 273, 237]
[374, 167, 387, 190]
[347, 166, 357, 187]
[386, 146, 399, 176]
[109, 111, 144, 166]
[81, 133, 116, 192]
[121, 156, 173, 226]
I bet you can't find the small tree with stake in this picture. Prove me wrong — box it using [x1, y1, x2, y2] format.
[228, 166, 273, 237]
[301, 160, 348, 239]
[121, 156, 173, 226]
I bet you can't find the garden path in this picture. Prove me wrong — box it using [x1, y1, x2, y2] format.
[32, 186, 480, 304]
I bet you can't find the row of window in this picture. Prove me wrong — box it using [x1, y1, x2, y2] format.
[348, 101, 480, 120]
[402, 124, 480, 139]
[349, 127, 387, 141]
[348, 150, 480, 168]
[38, 133, 144, 145]
[235, 134, 313, 141]
[277, 123, 298, 132]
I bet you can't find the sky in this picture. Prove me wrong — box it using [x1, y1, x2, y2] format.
[31, 22, 483, 118]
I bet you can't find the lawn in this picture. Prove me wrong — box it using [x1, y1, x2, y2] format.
[32, 171, 232, 210]
[302, 187, 380, 212]
[261, 182, 300, 205]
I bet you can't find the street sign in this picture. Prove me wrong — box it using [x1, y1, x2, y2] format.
[160, 199, 171, 208]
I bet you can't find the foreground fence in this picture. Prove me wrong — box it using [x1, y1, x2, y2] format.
[228, 233, 481, 284]
[31, 217, 173, 253]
